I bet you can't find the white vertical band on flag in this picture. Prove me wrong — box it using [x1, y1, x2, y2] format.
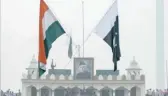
[94, 0, 118, 39]
[39, 62, 46, 70]
[42, 9, 57, 40]
[113, 36, 116, 47]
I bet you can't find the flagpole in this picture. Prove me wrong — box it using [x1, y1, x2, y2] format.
[38, 61, 40, 79]
[166, 60, 168, 89]
[76, 45, 80, 57]
[0, 0, 1, 93]
[0, 10, 1, 96]
[82, 0, 84, 58]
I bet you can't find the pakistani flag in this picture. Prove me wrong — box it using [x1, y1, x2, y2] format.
[94, 0, 121, 71]
[38, 0, 65, 77]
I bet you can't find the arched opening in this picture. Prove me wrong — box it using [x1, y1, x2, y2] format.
[122, 75, 126, 80]
[100, 87, 112, 96]
[27, 86, 37, 96]
[130, 86, 141, 96]
[71, 87, 81, 96]
[85, 86, 97, 96]
[54, 86, 66, 96]
[115, 87, 128, 96]
[140, 75, 145, 80]
[40, 86, 52, 96]
[131, 75, 135, 80]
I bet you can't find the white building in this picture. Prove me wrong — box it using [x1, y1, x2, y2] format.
[21, 56, 145, 96]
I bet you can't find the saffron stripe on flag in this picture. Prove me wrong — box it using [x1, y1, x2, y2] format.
[38, 0, 65, 77]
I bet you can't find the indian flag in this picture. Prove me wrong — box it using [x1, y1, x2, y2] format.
[38, 0, 65, 77]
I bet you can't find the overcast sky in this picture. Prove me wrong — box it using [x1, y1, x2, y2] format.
[1, 0, 168, 92]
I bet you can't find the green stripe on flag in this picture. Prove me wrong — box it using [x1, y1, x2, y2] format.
[38, 62, 46, 77]
[44, 21, 65, 58]
[39, 68, 45, 77]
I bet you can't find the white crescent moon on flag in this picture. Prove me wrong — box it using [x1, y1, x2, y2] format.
[113, 33, 117, 47]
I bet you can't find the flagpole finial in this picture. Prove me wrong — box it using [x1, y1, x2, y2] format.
[31, 54, 36, 63]
[51, 59, 56, 69]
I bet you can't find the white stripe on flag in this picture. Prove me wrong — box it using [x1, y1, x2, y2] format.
[40, 62, 46, 70]
[94, 0, 118, 39]
[42, 9, 56, 40]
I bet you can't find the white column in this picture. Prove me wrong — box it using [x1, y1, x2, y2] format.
[52, 90, 54, 96]
[128, 91, 130, 96]
[37, 90, 40, 96]
[140, 86, 145, 96]
[113, 91, 115, 96]
[27, 87, 31, 96]
[96, 90, 100, 96]
[22, 85, 27, 96]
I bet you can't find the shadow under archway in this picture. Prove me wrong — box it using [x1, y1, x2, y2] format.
[54, 86, 66, 96]
[72, 87, 82, 96]
[85, 86, 97, 96]
[27, 86, 37, 96]
[40, 86, 52, 96]
[130, 86, 141, 96]
[100, 87, 113, 96]
[115, 87, 129, 96]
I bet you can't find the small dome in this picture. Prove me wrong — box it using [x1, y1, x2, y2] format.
[127, 56, 141, 70]
[30, 54, 37, 64]
[27, 55, 38, 69]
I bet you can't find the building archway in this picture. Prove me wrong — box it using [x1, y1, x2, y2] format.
[27, 85, 37, 96]
[54, 86, 66, 96]
[40, 86, 52, 96]
[85, 86, 97, 96]
[100, 87, 112, 96]
[130, 86, 141, 96]
[71, 87, 81, 96]
[115, 87, 128, 96]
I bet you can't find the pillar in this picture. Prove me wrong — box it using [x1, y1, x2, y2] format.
[140, 86, 145, 96]
[27, 87, 31, 96]
[96, 90, 100, 96]
[113, 91, 115, 96]
[128, 91, 130, 96]
[22, 85, 27, 96]
[37, 89, 40, 96]
[52, 90, 55, 96]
